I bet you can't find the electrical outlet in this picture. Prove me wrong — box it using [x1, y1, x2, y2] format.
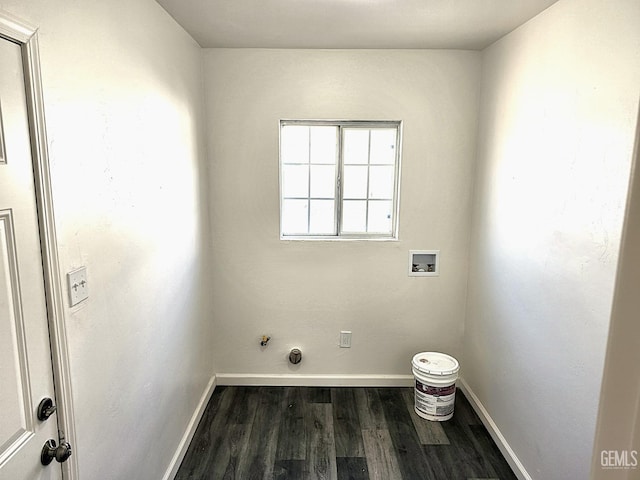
[67, 267, 88, 306]
[339, 331, 352, 348]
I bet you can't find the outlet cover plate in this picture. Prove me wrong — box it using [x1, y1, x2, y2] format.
[339, 331, 352, 348]
[67, 267, 88, 306]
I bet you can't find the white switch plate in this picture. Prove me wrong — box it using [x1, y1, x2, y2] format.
[339, 331, 352, 348]
[67, 267, 88, 306]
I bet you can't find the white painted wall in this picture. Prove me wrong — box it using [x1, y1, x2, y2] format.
[204, 49, 481, 380]
[1, 0, 214, 478]
[463, 1, 640, 479]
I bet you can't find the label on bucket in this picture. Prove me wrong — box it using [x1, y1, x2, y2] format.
[414, 379, 456, 417]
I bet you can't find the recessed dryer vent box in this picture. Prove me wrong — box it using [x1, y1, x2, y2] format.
[408, 250, 439, 277]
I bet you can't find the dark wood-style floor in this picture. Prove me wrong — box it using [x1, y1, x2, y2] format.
[175, 386, 517, 480]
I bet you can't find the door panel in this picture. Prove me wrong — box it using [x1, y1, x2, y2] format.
[0, 36, 62, 479]
[0, 210, 33, 459]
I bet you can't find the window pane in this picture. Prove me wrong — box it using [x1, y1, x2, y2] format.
[310, 165, 336, 198]
[309, 200, 335, 234]
[369, 129, 396, 164]
[310, 126, 337, 164]
[367, 201, 393, 233]
[368, 166, 395, 199]
[282, 199, 308, 234]
[281, 125, 309, 164]
[342, 200, 367, 233]
[343, 129, 369, 164]
[343, 165, 368, 199]
[282, 164, 309, 198]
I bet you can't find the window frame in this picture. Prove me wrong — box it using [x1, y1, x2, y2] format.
[279, 119, 402, 241]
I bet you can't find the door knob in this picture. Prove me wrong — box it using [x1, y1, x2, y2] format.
[37, 397, 57, 421]
[41, 439, 72, 465]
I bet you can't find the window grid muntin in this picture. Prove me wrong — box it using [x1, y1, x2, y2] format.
[340, 127, 396, 235]
[281, 125, 339, 235]
[280, 120, 400, 239]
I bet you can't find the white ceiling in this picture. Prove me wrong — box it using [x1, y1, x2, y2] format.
[155, 0, 559, 50]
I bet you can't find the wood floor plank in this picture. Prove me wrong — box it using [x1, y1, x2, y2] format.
[431, 390, 507, 479]
[226, 386, 260, 425]
[210, 423, 253, 479]
[305, 386, 332, 403]
[336, 457, 369, 480]
[305, 403, 338, 480]
[332, 388, 365, 457]
[418, 389, 495, 479]
[361, 429, 402, 480]
[274, 459, 305, 479]
[354, 388, 387, 430]
[236, 387, 283, 480]
[401, 389, 450, 445]
[422, 443, 469, 480]
[439, 422, 497, 479]
[175, 386, 237, 479]
[468, 425, 518, 480]
[276, 386, 305, 461]
[450, 389, 483, 427]
[378, 388, 441, 480]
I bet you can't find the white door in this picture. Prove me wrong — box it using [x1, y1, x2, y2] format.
[0, 35, 64, 480]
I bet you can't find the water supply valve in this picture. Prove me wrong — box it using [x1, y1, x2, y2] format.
[289, 348, 302, 364]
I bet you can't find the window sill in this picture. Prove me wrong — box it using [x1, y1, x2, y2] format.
[280, 235, 399, 242]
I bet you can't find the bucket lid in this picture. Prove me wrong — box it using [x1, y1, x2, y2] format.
[412, 352, 459, 376]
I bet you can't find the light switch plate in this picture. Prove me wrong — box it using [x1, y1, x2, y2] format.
[67, 267, 88, 306]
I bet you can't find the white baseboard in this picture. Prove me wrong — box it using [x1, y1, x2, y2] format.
[216, 373, 414, 387]
[457, 377, 533, 480]
[162, 375, 217, 480]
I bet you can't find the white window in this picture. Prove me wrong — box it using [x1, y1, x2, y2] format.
[279, 120, 401, 239]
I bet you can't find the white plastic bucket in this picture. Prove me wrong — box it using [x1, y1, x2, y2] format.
[412, 352, 460, 421]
